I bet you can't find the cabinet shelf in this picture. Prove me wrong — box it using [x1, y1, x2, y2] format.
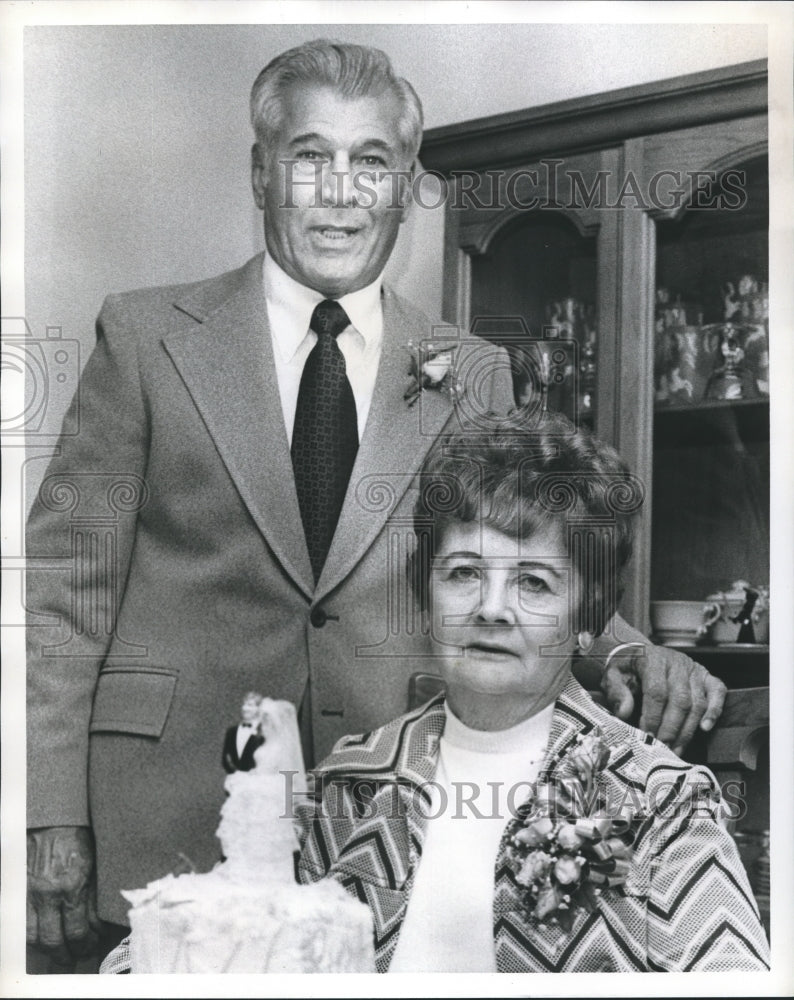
[654, 397, 768, 417]
[655, 642, 768, 655]
[661, 643, 769, 689]
[653, 397, 768, 447]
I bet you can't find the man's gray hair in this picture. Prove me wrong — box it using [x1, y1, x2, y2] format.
[250, 39, 423, 162]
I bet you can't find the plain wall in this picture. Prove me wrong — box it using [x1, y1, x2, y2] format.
[22, 22, 768, 488]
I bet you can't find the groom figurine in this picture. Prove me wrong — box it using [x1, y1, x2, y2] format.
[222, 692, 266, 774]
[26, 39, 725, 964]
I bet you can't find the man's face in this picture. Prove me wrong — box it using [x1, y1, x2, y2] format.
[252, 83, 413, 298]
[240, 697, 259, 724]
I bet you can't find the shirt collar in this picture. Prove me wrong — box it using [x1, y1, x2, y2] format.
[263, 253, 384, 363]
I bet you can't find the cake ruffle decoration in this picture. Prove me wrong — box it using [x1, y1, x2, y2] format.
[121, 698, 377, 972]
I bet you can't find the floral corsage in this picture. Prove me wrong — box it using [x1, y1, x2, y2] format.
[404, 340, 459, 407]
[506, 730, 644, 932]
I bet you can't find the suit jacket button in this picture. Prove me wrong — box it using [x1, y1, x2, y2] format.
[310, 606, 327, 628]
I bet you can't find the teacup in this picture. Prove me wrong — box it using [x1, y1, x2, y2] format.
[649, 600, 704, 645]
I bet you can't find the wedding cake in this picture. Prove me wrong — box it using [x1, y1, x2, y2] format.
[122, 699, 376, 973]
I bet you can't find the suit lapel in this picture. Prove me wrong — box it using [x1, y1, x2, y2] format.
[317, 290, 454, 598]
[163, 255, 315, 597]
[163, 268, 462, 601]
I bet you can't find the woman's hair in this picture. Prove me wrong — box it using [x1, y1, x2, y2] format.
[250, 39, 423, 163]
[410, 410, 644, 636]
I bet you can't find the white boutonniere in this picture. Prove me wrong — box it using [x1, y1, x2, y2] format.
[404, 341, 459, 407]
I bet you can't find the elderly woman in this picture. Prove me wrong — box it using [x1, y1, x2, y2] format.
[296, 411, 769, 973]
[102, 412, 768, 975]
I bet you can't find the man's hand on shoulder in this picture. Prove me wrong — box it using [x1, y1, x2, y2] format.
[591, 615, 727, 755]
[27, 825, 100, 963]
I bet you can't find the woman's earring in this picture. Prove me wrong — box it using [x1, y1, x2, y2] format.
[577, 631, 595, 655]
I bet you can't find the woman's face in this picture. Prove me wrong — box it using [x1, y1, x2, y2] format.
[430, 520, 581, 730]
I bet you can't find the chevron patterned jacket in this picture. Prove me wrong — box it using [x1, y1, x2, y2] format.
[296, 676, 770, 973]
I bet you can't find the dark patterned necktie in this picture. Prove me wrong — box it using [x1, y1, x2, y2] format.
[292, 299, 359, 582]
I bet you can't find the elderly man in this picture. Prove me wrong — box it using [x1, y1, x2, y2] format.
[26, 39, 725, 966]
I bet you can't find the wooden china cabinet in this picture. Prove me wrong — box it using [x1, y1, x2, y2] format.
[420, 60, 770, 933]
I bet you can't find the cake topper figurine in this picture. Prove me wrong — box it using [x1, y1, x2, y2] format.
[222, 691, 266, 773]
[114, 698, 374, 973]
[731, 586, 760, 644]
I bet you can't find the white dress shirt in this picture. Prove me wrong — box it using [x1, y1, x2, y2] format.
[388, 702, 554, 973]
[236, 723, 256, 758]
[263, 254, 384, 444]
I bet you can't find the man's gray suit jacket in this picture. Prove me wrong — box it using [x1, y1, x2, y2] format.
[26, 252, 515, 924]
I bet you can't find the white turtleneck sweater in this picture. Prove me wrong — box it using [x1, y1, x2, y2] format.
[388, 702, 554, 973]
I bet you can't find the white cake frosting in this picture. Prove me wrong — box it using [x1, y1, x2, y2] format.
[122, 699, 376, 973]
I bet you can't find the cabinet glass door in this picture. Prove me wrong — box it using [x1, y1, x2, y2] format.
[651, 155, 769, 627]
[469, 213, 598, 430]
